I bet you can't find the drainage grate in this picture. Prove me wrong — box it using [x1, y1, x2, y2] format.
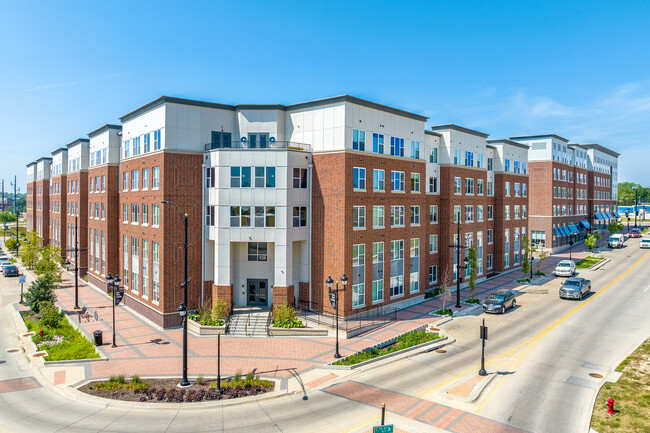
[6, 348, 20, 353]
[589, 373, 604, 379]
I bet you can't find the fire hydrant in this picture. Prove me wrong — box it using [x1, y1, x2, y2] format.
[607, 397, 615, 414]
[39, 329, 44, 338]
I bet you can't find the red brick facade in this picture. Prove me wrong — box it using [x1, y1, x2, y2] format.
[493, 173, 529, 272]
[25, 180, 35, 233]
[35, 179, 50, 245]
[49, 174, 67, 255]
[66, 170, 88, 276]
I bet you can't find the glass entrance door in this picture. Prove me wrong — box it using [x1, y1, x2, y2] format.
[247, 279, 268, 306]
[248, 133, 269, 149]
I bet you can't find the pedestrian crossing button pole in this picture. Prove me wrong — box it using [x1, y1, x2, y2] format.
[479, 318, 488, 376]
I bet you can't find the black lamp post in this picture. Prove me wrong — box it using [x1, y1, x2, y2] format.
[633, 186, 639, 228]
[64, 216, 83, 309]
[161, 200, 191, 388]
[568, 234, 575, 261]
[326, 274, 348, 358]
[529, 246, 534, 280]
[106, 273, 120, 348]
[449, 220, 469, 309]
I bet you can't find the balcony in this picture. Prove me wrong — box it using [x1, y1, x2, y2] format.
[204, 141, 311, 152]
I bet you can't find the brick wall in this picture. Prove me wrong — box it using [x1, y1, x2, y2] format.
[66, 170, 89, 276]
[35, 179, 50, 245]
[493, 173, 529, 272]
[48, 175, 66, 256]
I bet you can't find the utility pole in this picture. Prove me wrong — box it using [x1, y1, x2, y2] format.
[2, 179, 4, 213]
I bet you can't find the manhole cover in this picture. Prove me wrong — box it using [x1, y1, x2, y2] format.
[6, 348, 20, 353]
[435, 349, 447, 353]
[589, 373, 603, 379]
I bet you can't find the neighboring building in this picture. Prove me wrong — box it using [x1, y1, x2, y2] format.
[26, 162, 36, 233]
[584, 144, 620, 230]
[86, 125, 122, 291]
[49, 148, 68, 254]
[66, 139, 90, 276]
[35, 157, 52, 243]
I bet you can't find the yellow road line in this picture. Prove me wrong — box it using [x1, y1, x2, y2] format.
[476, 250, 650, 413]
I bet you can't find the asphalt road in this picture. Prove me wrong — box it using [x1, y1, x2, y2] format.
[1, 239, 649, 432]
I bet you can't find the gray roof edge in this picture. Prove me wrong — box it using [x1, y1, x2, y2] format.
[119, 96, 236, 122]
[88, 124, 122, 138]
[582, 143, 620, 157]
[487, 139, 530, 149]
[36, 156, 53, 163]
[66, 138, 90, 148]
[510, 134, 569, 143]
[51, 147, 68, 155]
[430, 124, 489, 138]
[425, 130, 442, 136]
[286, 95, 429, 122]
[26, 161, 37, 167]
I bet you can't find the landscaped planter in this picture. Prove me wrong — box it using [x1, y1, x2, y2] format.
[187, 319, 226, 336]
[268, 326, 328, 337]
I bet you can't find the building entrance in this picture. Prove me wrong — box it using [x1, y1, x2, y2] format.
[247, 279, 268, 306]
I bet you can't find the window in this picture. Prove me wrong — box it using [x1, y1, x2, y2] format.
[131, 170, 139, 190]
[132, 137, 140, 156]
[122, 171, 129, 191]
[410, 141, 420, 159]
[523, 205, 527, 219]
[515, 205, 521, 220]
[476, 154, 484, 168]
[230, 167, 241, 187]
[410, 238, 419, 293]
[142, 169, 149, 189]
[372, 133, 384, 154]
[152, 204, 160, 226]
[391, 171, 405, 192]
[487, 180, 494, 196]
[122, 236, 129, 289]
[373, 206, 384, 228]
[411, 173, 420, 192]
[487, 158, 493, 171]
[153, 129, 161, 150]
[372, 242, 384, 303]
[504, 159, 510, 172]
[487, 254, 493, 269]
[477, 205, 484, 222]
[390, 137, 404, 157]
[142, 204, 149, 225]
[505, 181, 511, 196]
[505, 205, 510, 220]
[293, 168, 308, 189]
[266, 167, 276, 187]
[131, 237, 139, 293]
[465, 178, 474, 195]
[152, 241, 160, 302]
[454, 177, 462, 194]
[353, 129, 366, 151]
[206, 205, 215, 226]
[123, 140, 130, 159]
[131, 204, 139, 223]
[353, 167, 366, 190]
[429, 176, 438, 193]
[522, 183, 527, 197]
[429, 205, 438, 223]
[410, 206, 420, 225]
[247, 242, 268, 261]
[353, 206, 366, 228]
[477, 179, 484, 195]
[504, 229, 510, 268]
[514, 161, 520, 174]
[142, 240, 149, 297]
[241, 167, 252, 188]
[514, 183, 520, 197]
[352, 244, 365, 307]
[123, 203, 128, 223]
[391, 206, 405, 226]
[373, 169, 385, 191]
[101, 203, 105, 219]
[454, 149, 462, 165]
[429, 234, 438, 253]
[230, 206, 250, 227]
[430, 147, 438, 163]
[254, 167, 265, 188]
[293, 206, 307, 227]
[464, 151, 474, 167]
[487, 205, 493, 220]
[429, 266, 437, 284]
[454, 205, 461, 223]
[143, 133, 150, 153]
[152, 167, 160, 189]
[487, 229, 493, 244]
[465, 205, 474, 222]
[390, 240, 404, 297]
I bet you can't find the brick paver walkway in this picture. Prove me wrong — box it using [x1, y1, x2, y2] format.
[18, 236, 607, 389]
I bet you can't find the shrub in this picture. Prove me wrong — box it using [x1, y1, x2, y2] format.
[116, 375, 126, 384]
[196, 376, 204, 385]
[434, 308, 453, 317]
[132, 375, 141, 384]
[272, 303, 302, 328]
[212, 299, 229, 320]
[233, 371, 242, 382]
[24, 273, 57, 313]
[39, 301, 63, 328]
[5, 238, 17, 250]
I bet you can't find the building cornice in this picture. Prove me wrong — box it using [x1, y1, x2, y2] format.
[582, 143, 620, 158]
[286, 95, 429, 122]
[487, 139, 530, 150]
[66, 138, 90, 149]
[430, 124, 489, 138]
[120, 96, 236, 123]
[510, 134, 569, 143]
[88, 124, 122, 139]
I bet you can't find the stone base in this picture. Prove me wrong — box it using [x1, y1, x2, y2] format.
[272, 285, 294, 308]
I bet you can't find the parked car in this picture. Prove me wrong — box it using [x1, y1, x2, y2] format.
[640, 239, 650, 249]
[608, 234, 625, 248]
[629, 228, 641, 238]
[559, 277, 591, 300]
[3, 265, 19, 277]
[554, 260, 576, 277]
[0, 261, 12, 272]
[482, 290, 516, 314]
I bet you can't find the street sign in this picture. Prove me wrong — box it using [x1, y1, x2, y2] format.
[329, 292, 337, 308]
[373, 425, 394, 433]
[18, 275, 26, 284]
[115, 288, 124, 306]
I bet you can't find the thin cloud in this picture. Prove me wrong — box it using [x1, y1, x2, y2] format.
[25, 72, 129, 92]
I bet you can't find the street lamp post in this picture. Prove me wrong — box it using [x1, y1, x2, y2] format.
[64, 216, 84, 310]
[326, 274, 348, 358]
[633, 186, 639, 228]
[161, 200, 191, 387]
[106, 273, 121, 348]
[568, 235, 575, 261]
[449, 220, 469, 309]
[529, 246, 534, 280]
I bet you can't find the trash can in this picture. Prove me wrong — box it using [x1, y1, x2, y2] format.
[93, 330, 103, 346]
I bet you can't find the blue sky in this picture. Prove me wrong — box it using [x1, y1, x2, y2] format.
[2, 1, 650, 190]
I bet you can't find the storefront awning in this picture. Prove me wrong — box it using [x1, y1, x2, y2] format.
[613, 211, 621, 218]
[569, 225, 580, 234]
[580, 220, 591, 230]
[595, 213, 604, 220]
[606, 212, 614, 219]
[553, 227, 562, 237]
[561, 226, 571, 236]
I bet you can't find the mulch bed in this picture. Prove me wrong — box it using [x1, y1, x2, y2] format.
[79, 378, 274, 403]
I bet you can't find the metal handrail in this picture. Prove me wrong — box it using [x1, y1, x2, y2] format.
[204, 141, 312, 152]
[266, 306, 273, 336]
[297, 300, 398, 333]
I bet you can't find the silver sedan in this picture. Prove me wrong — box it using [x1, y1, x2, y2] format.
[559, 277, 591, 300]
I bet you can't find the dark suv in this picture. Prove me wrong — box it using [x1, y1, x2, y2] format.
[3, 265, 19, 277]
[482, 289, 517, 314]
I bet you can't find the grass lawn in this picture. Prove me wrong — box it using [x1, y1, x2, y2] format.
[333, 330, 441, 366]
[590, 338, 650, 433]
[23, 312, 100, 361]
[576, 256, 605, 269]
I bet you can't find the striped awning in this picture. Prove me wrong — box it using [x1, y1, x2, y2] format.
[561, 226, 571, 236]
[595, 213, 604, 220]
[606, 212, 614, 219]
[613, 212, 621, 218]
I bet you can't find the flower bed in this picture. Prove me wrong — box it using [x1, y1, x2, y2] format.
[332, 330, 441, 366]
[23, 311, 100, 361]
[81, 373, 274, 402]
[576, 256, 605, 269]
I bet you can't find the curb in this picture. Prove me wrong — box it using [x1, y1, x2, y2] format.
[441, 373, 497, 404]
[589, 258, 610, 271]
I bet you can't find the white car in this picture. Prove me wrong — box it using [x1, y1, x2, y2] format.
[640, 239, 650, 249]
[0, 261, 13, 272]
[554, 260, 576, 277]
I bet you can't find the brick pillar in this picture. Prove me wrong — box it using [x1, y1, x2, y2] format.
[298, 282, 310, 309]
[272, 285, 294, 308]
[213, 284, 233, 310]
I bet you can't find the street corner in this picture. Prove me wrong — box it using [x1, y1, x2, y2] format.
[435, 372, 497, 408]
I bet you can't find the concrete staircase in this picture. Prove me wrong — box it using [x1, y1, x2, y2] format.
[228, 307, 271, 337]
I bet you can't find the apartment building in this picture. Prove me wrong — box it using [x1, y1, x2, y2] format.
[26, 162, 36, 233]
[35, 157, 52, 243]
[49, 148, 68, 253]
[86, 125, 121, 290]
[584, 144, 619, 230]
[66, 139, 90, 276]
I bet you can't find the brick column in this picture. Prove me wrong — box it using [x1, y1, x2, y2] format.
[213, 284, 233, 310]
[272, 285, 295, 308]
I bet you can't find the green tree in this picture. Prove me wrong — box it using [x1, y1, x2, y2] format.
[467, 246, 478, 301]
[521, 236, 531, 277]
[24, 273, 57, 313]
[34, 244, 64, 282]
[535, 250, 548, 275]
[0, 212, 17, 223]
[607, 221, 623, 236]
[20, 230, 42, 269]
[4, 237, 17, 250]
[585, 234, 596, 252]
[594, 230, 602, 241]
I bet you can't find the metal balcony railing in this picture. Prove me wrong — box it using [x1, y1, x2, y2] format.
[204, 141, 312, 152]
